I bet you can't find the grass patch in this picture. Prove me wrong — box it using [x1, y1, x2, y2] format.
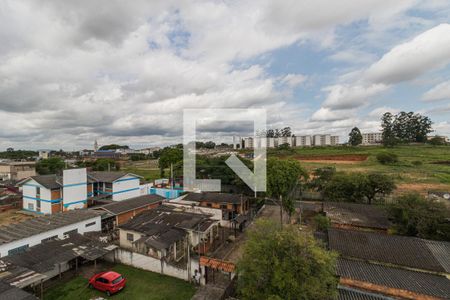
[268, 145, 450, 186]
[122, 168, 163, 182]
[44, 264, 196, 300]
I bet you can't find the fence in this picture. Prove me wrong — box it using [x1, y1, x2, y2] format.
[104, 248, 200, 282]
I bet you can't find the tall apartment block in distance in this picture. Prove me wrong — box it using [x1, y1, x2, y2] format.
[239, 134, 339, 149]
[362, 132, 383, 145]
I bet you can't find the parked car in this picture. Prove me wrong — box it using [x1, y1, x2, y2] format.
[89, 271, 126, 296]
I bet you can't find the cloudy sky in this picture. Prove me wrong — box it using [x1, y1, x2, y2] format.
[1, 0, 450, 150]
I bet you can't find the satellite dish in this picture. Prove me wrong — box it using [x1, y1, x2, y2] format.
[443, 193, 450, 200]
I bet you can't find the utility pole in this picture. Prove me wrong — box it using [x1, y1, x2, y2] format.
[279, 195, 283, 227]
[170, 163, 174, 189]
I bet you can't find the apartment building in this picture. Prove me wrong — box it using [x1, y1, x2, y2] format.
[243, 137, 254, 149]
[277, 136, 293, 146]
[21, 168, 92, 214]
[313, 134, 331, 146]
[330, 136, 340, 145]
[241, 133, 339, 148]
[0, 161, 36, 182]
[20, 169, 142, 214]
[89, 171, 142, 201]
[362, 132, 383, 145]
[295, 135, 312, 147]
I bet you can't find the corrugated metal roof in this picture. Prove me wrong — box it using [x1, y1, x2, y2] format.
[184, 192, 244, 204]
[324, 202, 390, 229]
[0, 210, 103, 244]
[328, 228, 449, 273]
[338, 286, 393, 300]
[94, 194, 163, 215]
[88, 172, 141, 183]
[337, 258, 450, 298]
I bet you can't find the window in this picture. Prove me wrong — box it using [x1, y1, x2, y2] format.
[112, 276, 123, 284]
[8, 244, 29, 256]
[127, 233, 134, 241]
[85, 221, 96, 228]
[42, 235, 58, 243]
[96, 277, 108, 283]
[28, 203, 34, 211]
[63, 229, 78, 236]
[36, 187, 40, 198]
[36, 200, 41, 212]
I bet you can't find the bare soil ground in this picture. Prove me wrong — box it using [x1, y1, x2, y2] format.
[298, 159, 362, 164]
[294, 154, 368, 162]
[395, 183, 450, 196]
[0, 209, 34, 226]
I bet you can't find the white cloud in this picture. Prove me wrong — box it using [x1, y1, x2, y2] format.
[322, 84, 388, 110]
[422, 80, 450, 101]
[280, 74, 307, 88]
[365, 24, 450, 84]
[0, 1, 447, 149]
[368, 106, 400, 118]
[311, 107, 355, 122]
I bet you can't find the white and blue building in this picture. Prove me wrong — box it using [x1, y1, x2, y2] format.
[20, 169, 142, 215]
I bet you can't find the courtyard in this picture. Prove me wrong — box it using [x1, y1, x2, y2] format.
[44, 264, 197, 300]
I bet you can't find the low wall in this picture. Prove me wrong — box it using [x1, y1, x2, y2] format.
[104, 248, 200, 282]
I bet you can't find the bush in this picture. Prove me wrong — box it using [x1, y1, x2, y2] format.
[313, 214, 331, 231]
[389, 193, 450, 241]
[411, 160, 423, 166]
[376, 152, 398, 164]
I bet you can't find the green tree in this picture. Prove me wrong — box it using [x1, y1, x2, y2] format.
[92, 159, 120, 171]
[381, 112, 398, 147]
[323, 172, 395, 204]
[238, 219, 338, 300]
[158, 147, 183, 176]
[36, 157, 65, 175]
[362, 173, 396, 204]
[323, 173, 365, 203]
[376, 152, 398, 164]
[389, 193, 450, 241]
[348, 127, 363, 146]
[99, 144, 129, 150]
[381, 111, 433, 146]
[428, 136, 446, 145]
[308, 166, 336, 192]
[266, 158, 308, 223]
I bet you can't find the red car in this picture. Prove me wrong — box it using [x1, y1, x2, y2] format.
[89, 271, 126, 296]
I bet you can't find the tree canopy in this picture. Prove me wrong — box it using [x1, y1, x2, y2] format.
[266, 158, 308, 219]
[36, 157, 65, 175]
[237, 219, 338, 300]
[99, 144, 129, 150]
[389, 193, 450, 241]
[381, 112, 433, 146]
[348, 127, 363, 146]
[158, 147, 183, 176]
[260, 127, 292, 138]
[323, 172, 395, 204]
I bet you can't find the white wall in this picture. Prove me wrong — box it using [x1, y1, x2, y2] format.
[104, 248, 200, 282]
[112, 174, 140, 201]
[22, 178, 53, 214]
[63, 168, 87, 210]
[0, 216, 101, 257]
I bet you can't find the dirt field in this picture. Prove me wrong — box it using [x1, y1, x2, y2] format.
[0, 209, 34, 226]
[395, 183, 450, 196]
